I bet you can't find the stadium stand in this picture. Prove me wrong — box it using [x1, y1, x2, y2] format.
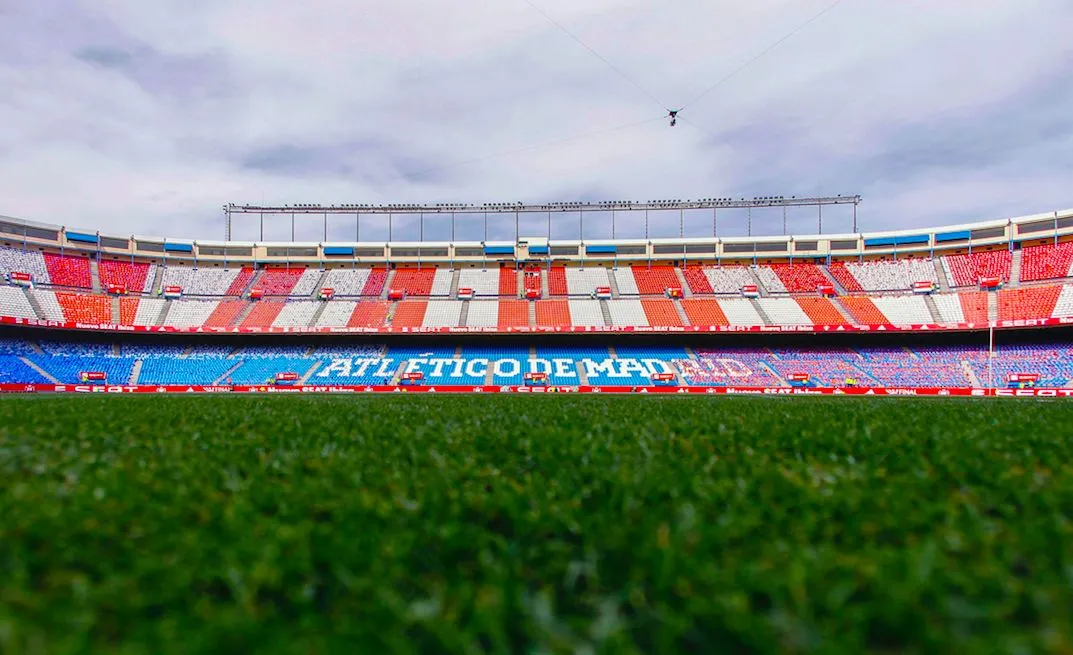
[162, 300, 219, 327]
[931, 293, 965, 323]
[204, 300, 248, 328]
[942, 250, 1012, 287]
[315, 300, 356, 327]
[1020, 242, 1073, 282]
[55, 292, 110, 323]
[0, 286, 36, 319]
[718, 298, 764, 326]
[499, 268, 518, 296]
[28, 290, 64, 321]
[157, 267, 241, 296]
[840, 297, 888, 324]
[702, 266, 756, 294]
[98, 260, 154, 293]
[795, 298, 848, 324]
[422, 300, 462, 328]
[959, 291, 990, 323]
[547, 267, 568, 296]
[119, 297, 139, 325]
[362, 269, 388, 296]
[392, 300, 428, 328]
[430, 269, 453, 297]
[457, 269, 500, 297]
[225, 268, 257, 296]
[997, 285, 1061, 321]
[43, 253, 93, 288]
[1052, 286, 1073, 318]
[464, 301, 499, 327]
[391, 269, 437, 296]
[497, 300, 529, 328]
[641, 298, 682, 326]
[606, 299, 648, 326]
[680, 299, 729, 326]
[239, 301, 285, 328]
[523, 268, 543, 296]
[681, 266, 714, 294]
[568, 299, 605, 326]
[0, 246, 50, 284]
[254, 268, 308, 296]
[611, 268, 640, 296]
[756, 298, 812, 325]
[630, 266, 680, 295]
[765, 264, 829, 293]
[828, 259, 938, 292]
[565, 268, 611, 296]
[132, 297, 165, 326]
[272, 302, 319, 328]
[319, 269, 371, 296]
[535, 300, 571, 328]
[870, 295, 933, 324]
[752, 266, 786, 294]
[348, 301, 390, 328]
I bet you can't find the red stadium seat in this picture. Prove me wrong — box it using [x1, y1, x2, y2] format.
[997, 285, 1061, 321]
[225, 268, 256, 296]
[204, 300, 248, 327]
[535, 300, 571, 327]
[943, 250, 1011, 287]
[769, 264, 829, 293]
[547, 267, 568, 296]
[681, 266, 713, 294]
[56, 292, 110, 323]
[641, 298, 682, 326]
[497, 300, 529, 328]
[959, 291, 989, 323]
[630, 266, 681, 295]
[44, 253, 93, 289]
[362, 269, 388, 296]
[391, 269, 436, 296]
[839, 297, 888, 324]
[796, 297, 849, 324]
[348, 301, 390, 328]
[1020, 242, 1073, 282]
[119, 297, 139, 325]
[680, 299, 729, 326]
[826, 262, 865, 292]
[240, 301, 285, 328]
[391, 300, 428, 327]
[499, 268, 518, 296]
[98, 260, 152, 293]
[255, 268, 306, 296]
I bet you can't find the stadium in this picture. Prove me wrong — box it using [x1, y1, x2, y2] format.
[4, 1, 1073, 652]
[2, 203, 1073, 396]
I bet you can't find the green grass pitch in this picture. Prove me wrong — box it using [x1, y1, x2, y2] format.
[1, 395, 1072, 654]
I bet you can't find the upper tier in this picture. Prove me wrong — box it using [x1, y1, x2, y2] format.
[2, 206, 1072, 266]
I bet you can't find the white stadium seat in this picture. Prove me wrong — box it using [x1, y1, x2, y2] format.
[430, 269, 454, 296]
[567, 299, 605, 326]
[0, 285, 37, 319]
[29, 289, 64, 321]
[931, 294, 965, 323]
[163, 300, 220, 327]
[320, 269, 371, 296]
[565, 268, 611, 295]
[611, 268, 639, 295]
[757, 298, 812, 325]
[703, 266, 755, 294]
[315, 300, 357, 327]
[290, 269, 323, 297]
[422, 300, 462, 327]
[457, 269, 500, 296]
[0, 247, 50, 284]
[1051, 285, 1073, 318]
[465, 300, 499, 327]
[606, 299, 648, 326]
[158, 267, 241, 296]
[752, 267, 788, 294]
[870, 295, 933, 324]
[842, 260, 938, 291]
[133, 298, 166, 326]
[272, 302, 319, 327]
[718, 298, 764, 326]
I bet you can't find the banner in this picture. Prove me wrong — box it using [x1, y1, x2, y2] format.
[2, 383, 1071, 397]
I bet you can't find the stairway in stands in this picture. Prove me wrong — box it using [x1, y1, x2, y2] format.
[23, 288, 46, 320]
[750, 298, 774, 325]
[922, 294, 943, 323]
[1009, 248, 1024, 286]
[89, 259, 102, 293]
[933, 258, 951, 292]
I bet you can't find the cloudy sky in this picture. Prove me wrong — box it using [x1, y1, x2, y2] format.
[1, 0, 1071, 243]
